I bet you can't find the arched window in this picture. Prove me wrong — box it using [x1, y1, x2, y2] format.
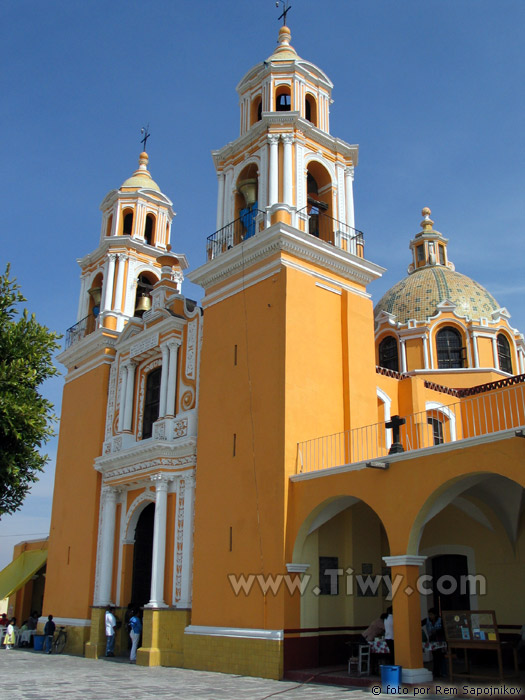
[305, 94, 317, 126]
[142, 368, 161, 439]
[276, 86, 291, 111]
[251, 96, 262, 125]
[144, 214, 155, 245]
[497, 333, 512, 373]
[427, 417, 444, 445]
[105, 214, 113, 237]
[436, 327, 465, 369]
[378, 336, 399, 372]
[123, 211, 133, 235]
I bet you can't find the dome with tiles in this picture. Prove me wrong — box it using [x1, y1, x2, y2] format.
[374, 208, 501, 324]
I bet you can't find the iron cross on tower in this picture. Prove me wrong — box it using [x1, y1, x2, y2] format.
[276, 1, 292, 26]
[140, 125, 151, 151]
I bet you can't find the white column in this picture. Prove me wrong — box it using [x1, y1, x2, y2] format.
[117, 364, 128, 432]
[492, 336, 499, 369]
[472, 332, 480, 368]
[216, 171, 225, 230]
[123, 361, 136, 432]
[282, 134, 293, 206]
[114, 254, 127, 314]
[147, 475, 170, 608]
[400, 338, 407, 373]
[178, 474, 196, 608]
[423, 335, 429, 369]
[165, 340, 180, 418]
[77, 276, 88, 322]
[345, 166, 355, 232]
[158, 343, 170, 419]
[95, 487, 118, 606]
[268, 135, 279, 207]
[102, 254, 117, 314]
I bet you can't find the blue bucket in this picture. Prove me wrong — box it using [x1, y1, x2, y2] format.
[380, 664, 402, 693]
[33, 635, 45, 651]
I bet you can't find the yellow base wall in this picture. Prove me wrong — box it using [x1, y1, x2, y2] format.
[137, 608, 191, 667]
[184, 634, 283, 679]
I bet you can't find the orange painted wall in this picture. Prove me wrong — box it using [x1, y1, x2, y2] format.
[43, 363, 111, 620]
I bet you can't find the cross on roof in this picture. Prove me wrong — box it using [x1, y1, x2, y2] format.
[140, 125, 151, 151]
[276, 1, 292, 26]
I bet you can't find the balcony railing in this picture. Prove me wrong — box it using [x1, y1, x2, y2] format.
[297, 380, 525, 474]
[206, 209, 265, 261]
[298, 207, 365, 257]
[65, 312, 98, 349]
[206, 208, 365, 261]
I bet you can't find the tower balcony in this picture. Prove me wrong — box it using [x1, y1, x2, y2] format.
[206, 208, 365, 261]
[296, 374, 525, 474]
[65, 312, 99, 349]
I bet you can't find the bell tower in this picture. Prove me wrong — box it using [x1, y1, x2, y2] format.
[186, 25, 384, 678]
[74, 151, 184, 339]
[43, 151, 187, 635]
[213, 25, 359, 251]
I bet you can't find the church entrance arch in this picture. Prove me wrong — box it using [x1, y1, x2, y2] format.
[130, 502, 155, 607]
[288, 495, 390, 670]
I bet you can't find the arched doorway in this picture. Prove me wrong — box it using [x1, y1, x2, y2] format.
[288, 496, 390, 670]
[131, 502, 155, 607]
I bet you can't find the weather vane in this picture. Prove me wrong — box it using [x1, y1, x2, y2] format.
[276, 1, 292, 26]
[140, 125, 151, 151]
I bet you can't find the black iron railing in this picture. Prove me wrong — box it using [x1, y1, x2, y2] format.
[206, 209, 265, 261]
[65, 313, 97, 349]
[298, 206, 365, 257]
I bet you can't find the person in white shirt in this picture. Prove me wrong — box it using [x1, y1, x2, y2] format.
[105, 606, 117, 657]
[384, 606, 394, 662]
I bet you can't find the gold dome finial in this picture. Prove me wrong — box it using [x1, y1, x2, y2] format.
[420, 206, 434, 231]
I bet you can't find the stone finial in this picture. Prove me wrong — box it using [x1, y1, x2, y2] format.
[420, 207, 434, 232]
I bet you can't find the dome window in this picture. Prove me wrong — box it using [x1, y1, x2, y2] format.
[379, 336, 399, 372]
[436, 327, 465, 369]
[142, 367, 161, 439]
[144, 214, 156, 245]
[275, 86, 291, 111]
[417, 245, 425, 264]
[123, 210, 134, 236]
[497, 333, 512, 373]
[438, 244, 446, 266]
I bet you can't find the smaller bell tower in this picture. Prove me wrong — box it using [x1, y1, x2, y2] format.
[73, 151, 184, 338]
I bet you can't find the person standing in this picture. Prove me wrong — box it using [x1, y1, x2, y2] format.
[3, 618, 17, 649]
[44, 615, 55, 653]
[105, 605, 117, 657]
[128, 610, 142, 664]
[384, 606, 394, 663]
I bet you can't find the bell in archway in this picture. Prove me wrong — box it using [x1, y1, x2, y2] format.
[238, 178, 258, 208]
[88, 286, 102, 306]
[135, 294, 152, 316]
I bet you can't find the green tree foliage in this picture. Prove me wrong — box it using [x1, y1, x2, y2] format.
[0, 265, 61, 516]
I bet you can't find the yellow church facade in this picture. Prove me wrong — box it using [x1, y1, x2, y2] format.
[7, 25, 525, 684]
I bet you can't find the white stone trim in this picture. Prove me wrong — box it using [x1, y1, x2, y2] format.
[286, 563, 310, 573]
[383, 555, 427, 567]
[46, 617, 92, 627]
[184, 625, 283, 641]
[402, 668, 433, 683]
[377, 387, 392, 451]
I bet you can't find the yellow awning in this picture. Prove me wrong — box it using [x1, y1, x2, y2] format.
[0, 549, 48, 600]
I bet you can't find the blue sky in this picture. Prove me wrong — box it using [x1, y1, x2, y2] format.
[1, 0, 524, 571]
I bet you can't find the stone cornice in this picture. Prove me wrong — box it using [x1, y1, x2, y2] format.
[188, 223, 384, 291]
[236, 56, 333, 93]
[95, 436, 197, 474]
[58, 328, 118, 371]
[212, 114, 358, 169]
[99, 187, 174, 212]
[77, 237, 189, 271]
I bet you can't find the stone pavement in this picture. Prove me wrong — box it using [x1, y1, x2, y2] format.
[0, 648, 371, 699]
